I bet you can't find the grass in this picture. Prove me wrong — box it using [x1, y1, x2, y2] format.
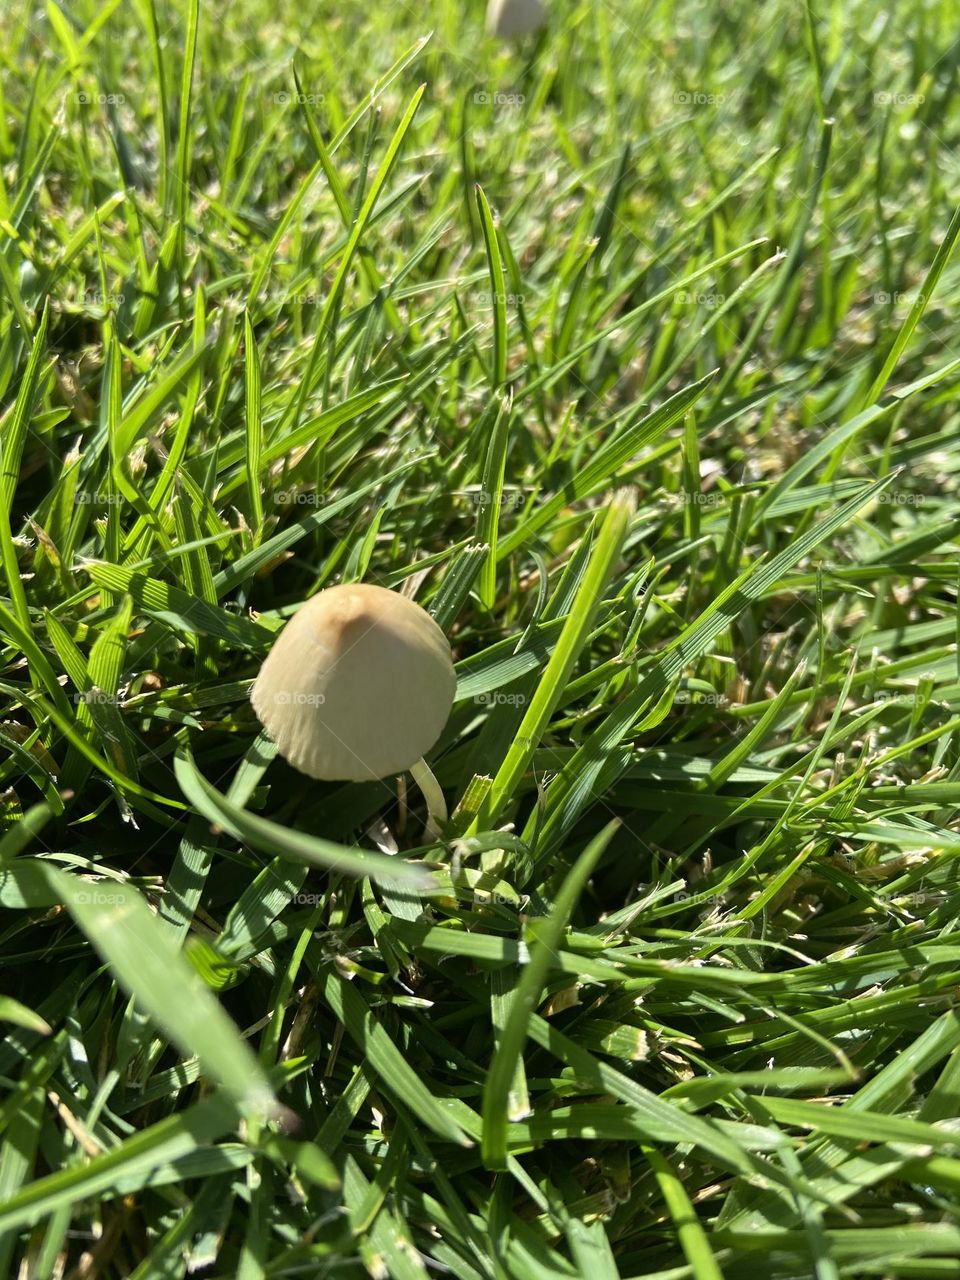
[2, 0, 960, 1274]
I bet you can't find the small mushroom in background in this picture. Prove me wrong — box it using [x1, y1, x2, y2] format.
[486, 0, 547, 40]
[251, 583, 456, 839]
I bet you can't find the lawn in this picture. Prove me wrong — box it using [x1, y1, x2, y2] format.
[2, 0, 960, 1276]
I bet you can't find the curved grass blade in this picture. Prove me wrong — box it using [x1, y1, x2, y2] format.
[476, 185, 507, 388]
[80, 563, 273, 649]
[476, 488, 635, 827]
[41, 866, 278, 1119]
[174, 744, 434, 889]
[288, 83, 426, 431]
[243, 310, 264, 538]
[481, 818, 620, 1167]
[477, 390, 511, 609]
[861, 199, 960, 409]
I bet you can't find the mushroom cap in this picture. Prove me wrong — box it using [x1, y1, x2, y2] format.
[486, 0, 546, 39]
[250, 583, 457, 782]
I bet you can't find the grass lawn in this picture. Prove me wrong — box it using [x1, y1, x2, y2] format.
[3, 0, 960, 1275]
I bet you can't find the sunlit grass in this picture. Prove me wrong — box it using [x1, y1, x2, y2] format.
[2, 0, 960, 1275]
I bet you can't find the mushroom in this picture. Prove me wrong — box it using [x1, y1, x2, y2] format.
[486, 0, 546, 39]
[250, 583, 456, 838]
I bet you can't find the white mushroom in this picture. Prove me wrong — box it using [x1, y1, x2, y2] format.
[251, 583, 456, 837]
[486, 0, 546, 39]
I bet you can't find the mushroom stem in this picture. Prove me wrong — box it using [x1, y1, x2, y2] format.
[408, 756, 447, 842]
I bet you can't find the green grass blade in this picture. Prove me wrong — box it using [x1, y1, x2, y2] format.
[481, 819, 620, 1167]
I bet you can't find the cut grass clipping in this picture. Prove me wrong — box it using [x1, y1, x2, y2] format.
[2, 0, 960, 1276]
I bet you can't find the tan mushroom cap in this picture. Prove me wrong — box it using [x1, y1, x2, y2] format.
[250, 583, 457, 782]
[486, 0, 546, 39]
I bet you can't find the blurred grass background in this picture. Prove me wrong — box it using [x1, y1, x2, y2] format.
[2, 0, 960, 1276]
